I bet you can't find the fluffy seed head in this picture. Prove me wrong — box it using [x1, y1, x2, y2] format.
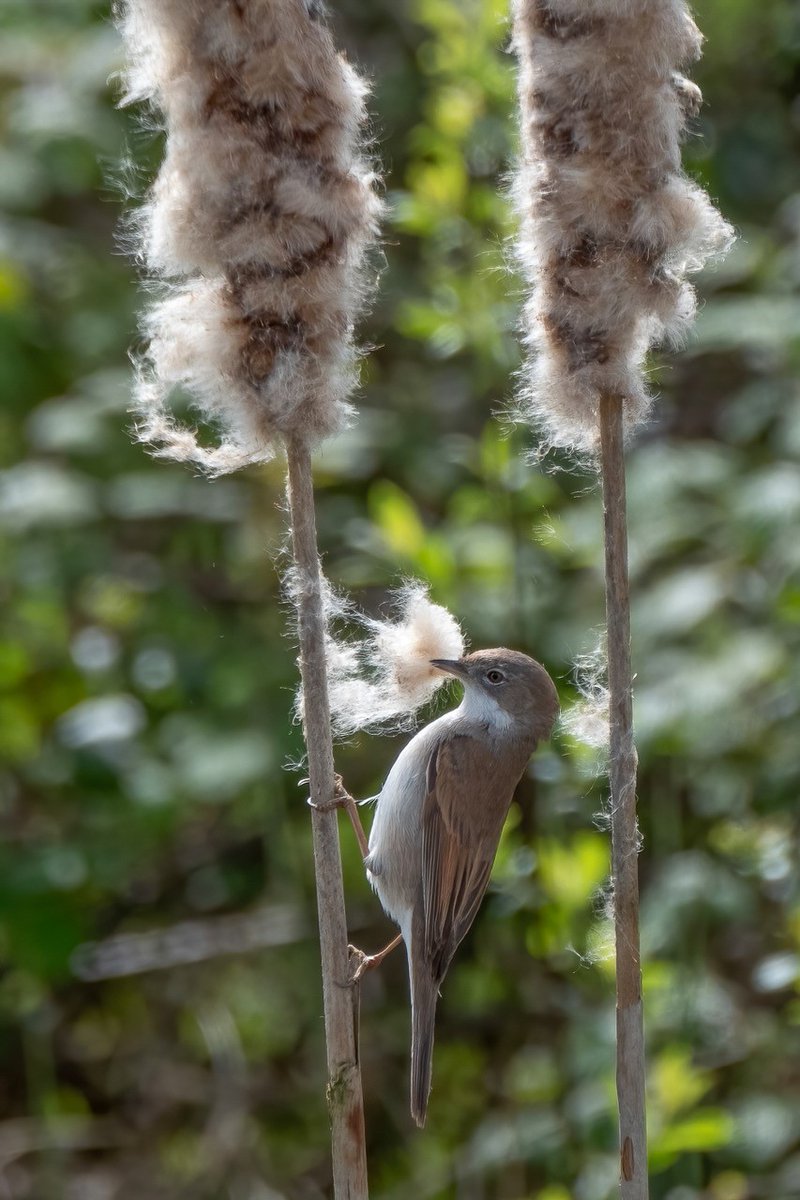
[511, 0, 734, 456]
[118, 0, 381, 475]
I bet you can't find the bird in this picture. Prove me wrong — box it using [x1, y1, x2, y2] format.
[352, 648, 559, 1127]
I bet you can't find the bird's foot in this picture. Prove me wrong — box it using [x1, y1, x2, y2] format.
[347, 933, 403, 983]
[306, 773, 353, 813]
[347, 945, 374, 984]
[307, 776, 371, 860]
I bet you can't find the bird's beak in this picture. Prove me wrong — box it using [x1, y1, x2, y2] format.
[429, 658, 469, 679]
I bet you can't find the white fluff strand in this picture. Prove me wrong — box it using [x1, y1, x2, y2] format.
[119, 0, 381, 475]
[561, 638, 610, 763]
[512, 0, 734, 456]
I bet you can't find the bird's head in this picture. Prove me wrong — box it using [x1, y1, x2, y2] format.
[430, 648, 559, 740]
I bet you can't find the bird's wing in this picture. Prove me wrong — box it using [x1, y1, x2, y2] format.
[421, 732, 522, 981]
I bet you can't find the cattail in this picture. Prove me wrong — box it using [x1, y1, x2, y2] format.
[511, 6, 732, 1198]
[512, 0, 733, 457]
[118, 4, 381, 1196]
[120, 0, 380, 475]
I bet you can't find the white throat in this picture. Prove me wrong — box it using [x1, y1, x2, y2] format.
[457, 685, 515, 732]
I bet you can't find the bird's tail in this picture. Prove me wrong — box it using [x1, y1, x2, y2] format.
[410, 957, 439, 1127]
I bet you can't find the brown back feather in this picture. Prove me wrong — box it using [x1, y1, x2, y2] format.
[421, 731, 532, 982]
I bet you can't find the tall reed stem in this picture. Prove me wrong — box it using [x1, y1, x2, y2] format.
[600, 394, 648, 1200]
[286, 434, 369, 1200]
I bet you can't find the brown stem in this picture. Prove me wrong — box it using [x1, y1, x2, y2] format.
[600, 394, 648, 1200]
[286, 434, 369, 1200]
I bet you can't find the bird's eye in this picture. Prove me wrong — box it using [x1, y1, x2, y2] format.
[485, 669, 505, 685]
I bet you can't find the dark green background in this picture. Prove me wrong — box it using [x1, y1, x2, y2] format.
[0, 1, 799, 1197]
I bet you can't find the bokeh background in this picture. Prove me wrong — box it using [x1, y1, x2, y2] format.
[1, 1, 799, 1197]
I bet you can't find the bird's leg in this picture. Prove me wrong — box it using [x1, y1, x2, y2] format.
[335, 775, 371, 860]
[348, 933, 403, 984]
[307, 774, 370, 860]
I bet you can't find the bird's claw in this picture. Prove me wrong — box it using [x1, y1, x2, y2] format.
[307, 773, 353, 813]
[334, 773, 356, 804]
[347, 944, 377, 985]
[347, 932, 402, 983]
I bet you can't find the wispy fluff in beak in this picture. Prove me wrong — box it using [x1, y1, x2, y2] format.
[289, 581, 467, 737]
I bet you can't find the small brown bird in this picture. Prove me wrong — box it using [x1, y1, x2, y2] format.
[359, 648, 559, 1127]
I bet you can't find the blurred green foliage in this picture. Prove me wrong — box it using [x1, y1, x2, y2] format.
[0, 0, 799, 1197]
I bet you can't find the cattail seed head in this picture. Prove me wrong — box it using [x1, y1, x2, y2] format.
[512, 0, 734, 456]
[119, 0, 381, 475]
